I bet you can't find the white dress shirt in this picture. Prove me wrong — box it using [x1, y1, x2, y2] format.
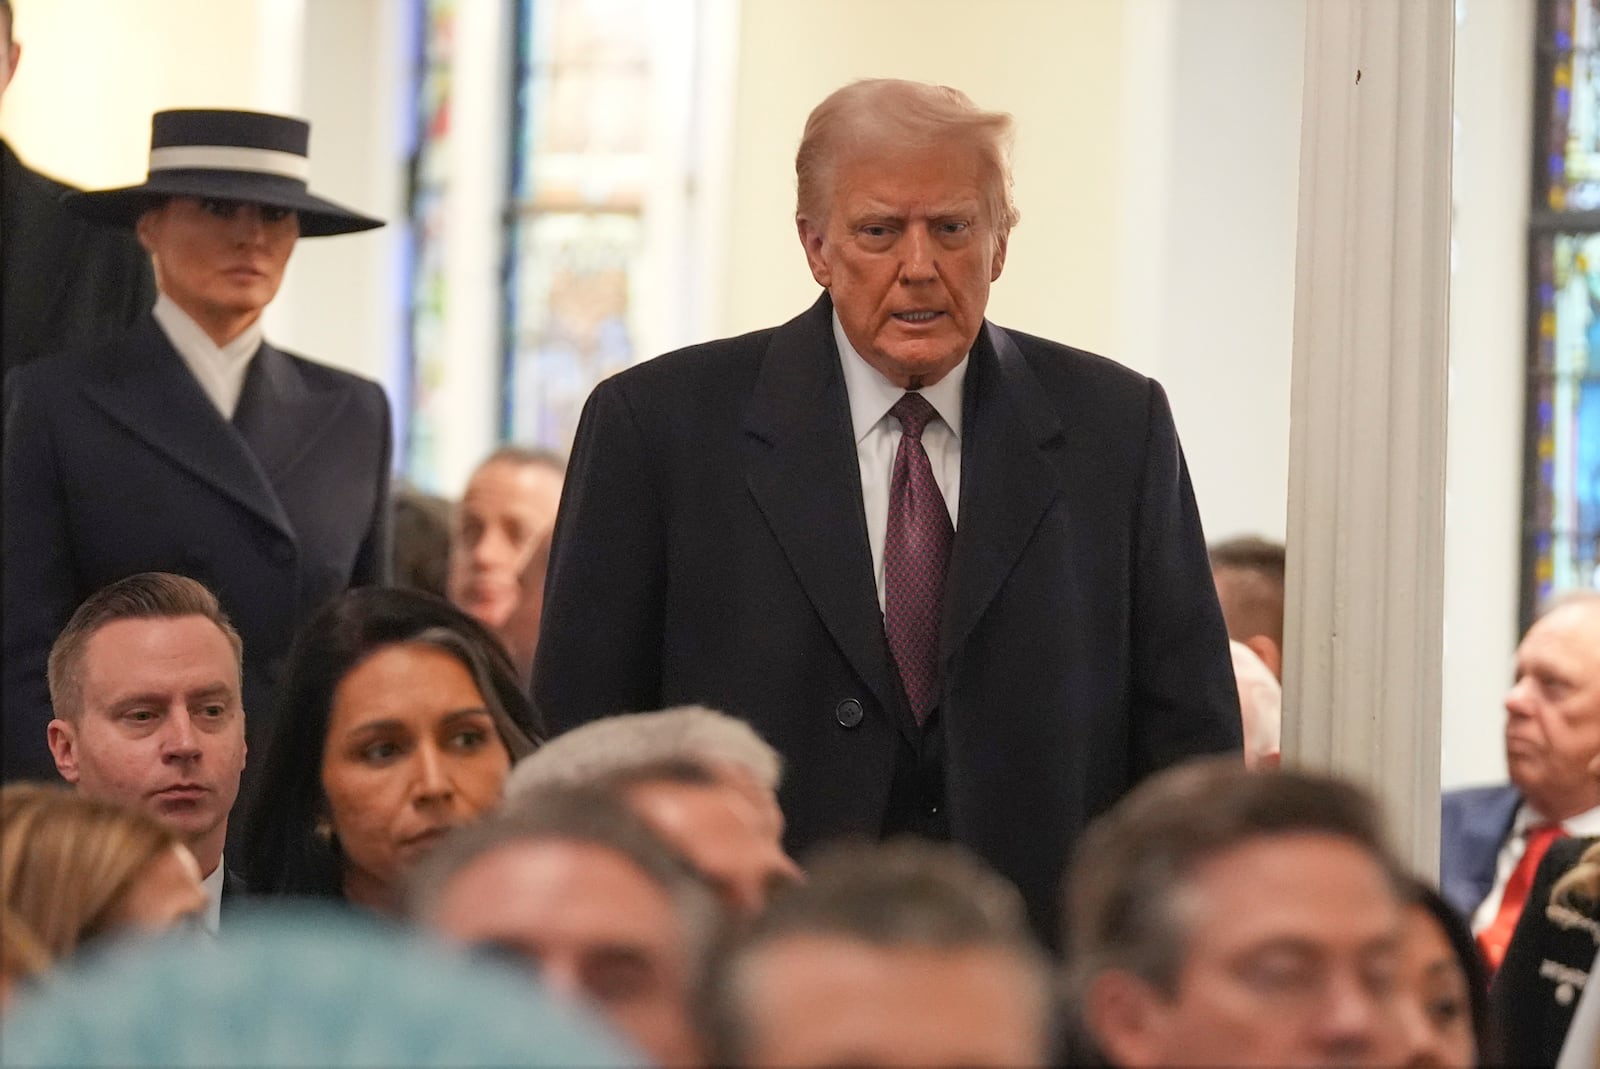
[833, 312, 964, 612]
[201, 855, 225, 935]
[152, 294, 262, 419]
[1472, 801, 1600, 934]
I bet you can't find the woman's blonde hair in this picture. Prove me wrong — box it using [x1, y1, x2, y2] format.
[0, 785, 184, 960]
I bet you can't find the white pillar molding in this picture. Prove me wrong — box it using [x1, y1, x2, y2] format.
[1283, 0, 1454, 877]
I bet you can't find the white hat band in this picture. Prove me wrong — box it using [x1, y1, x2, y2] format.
[148, 145, 311, 182]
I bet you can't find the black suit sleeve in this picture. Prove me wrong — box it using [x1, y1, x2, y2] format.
[1, 369, 75, 781]
[533, 375, 668, 731]
[348, 382, 393, 588]
[1127, 381, 1243, 773]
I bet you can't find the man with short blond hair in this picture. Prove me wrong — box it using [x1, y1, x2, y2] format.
[537, 78, 1240, 942]
[45, 571, 248, 931]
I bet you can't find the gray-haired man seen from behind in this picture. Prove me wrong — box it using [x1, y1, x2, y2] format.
[504, 706, 800, 917]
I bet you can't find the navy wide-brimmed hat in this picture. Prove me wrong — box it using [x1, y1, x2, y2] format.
[65, 108, 384, 238]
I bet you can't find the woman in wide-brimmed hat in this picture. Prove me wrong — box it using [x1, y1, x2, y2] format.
[2, 109, 394, 806]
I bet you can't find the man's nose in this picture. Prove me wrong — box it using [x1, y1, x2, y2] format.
[161, 711, 201, 760]
[899, 224, 937, 281]
[1504, 676, 1536, 719]
[1313, 971, 1386, 1062]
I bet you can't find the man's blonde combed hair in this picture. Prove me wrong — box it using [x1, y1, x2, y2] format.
[795, 78, 1020, 236]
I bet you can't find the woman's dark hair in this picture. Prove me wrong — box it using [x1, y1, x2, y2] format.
[1404, 877, 1497, 1065]
[239, 587, 543, 900]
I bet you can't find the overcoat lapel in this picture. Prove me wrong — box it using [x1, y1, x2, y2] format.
[231, 342, 351, 483]
[941, 321, 1066, 663]
[742, 296, 915, 742]
[77, 317, 295, 540]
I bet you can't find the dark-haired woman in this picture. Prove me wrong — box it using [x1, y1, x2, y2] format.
[241, 587, 539, 914]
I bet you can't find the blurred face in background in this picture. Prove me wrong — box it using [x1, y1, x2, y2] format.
[735, 936, 1048, 1068]
[320, 642, 513, 912]
[1392, 904, 1477, 1069]
[622, 778, 800, 918]
[448, 459, 564, 632]
[1087, 833, 1406, 1069]
[427, 838, 702, 1067]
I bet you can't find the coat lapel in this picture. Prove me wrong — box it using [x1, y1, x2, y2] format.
[78, 317, 295, 540]
[743, 295, 913, 737]
[941, 322, 1065, 662]
[231, 342, 350, 484]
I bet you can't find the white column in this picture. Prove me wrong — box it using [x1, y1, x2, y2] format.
[1283, 0, 1454, 877]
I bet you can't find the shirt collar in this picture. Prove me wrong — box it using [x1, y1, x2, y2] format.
[200, 854, 225, 936]
[1516, 800, 1600, 837]
[153, 293, 263, 370]
[833, 310, 966, 444]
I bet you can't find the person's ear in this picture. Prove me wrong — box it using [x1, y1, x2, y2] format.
[990, 230, 1008, 282]
[1244, 634, 1282, 681]
[46, 718, 82, 783]
[1081, 970, 1173, 1069]
[796, 215, 833, 288]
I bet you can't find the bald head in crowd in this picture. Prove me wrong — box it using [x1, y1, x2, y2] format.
[1067, 758, 1406, 1068]
[505, 707, 798, 916]
[1210, 535, 1286, 680]
[409, 787, 721, 1068]
[698, 839, 1054, 1068]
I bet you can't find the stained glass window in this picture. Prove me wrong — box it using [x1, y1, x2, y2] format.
[1524, 0, 1600, 624]
[405, 0, 457, 488]
[504, 0, 651, 450]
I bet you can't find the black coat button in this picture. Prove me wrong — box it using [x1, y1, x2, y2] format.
[835, 699, 864, 728]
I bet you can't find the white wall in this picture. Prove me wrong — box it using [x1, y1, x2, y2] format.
[1441, 0, 1535, 789]
[1114, 0, 1305, 544]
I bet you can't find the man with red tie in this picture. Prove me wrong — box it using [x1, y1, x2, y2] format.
[534, 78, 1241, 943]
[1440, 591, 1600, 968]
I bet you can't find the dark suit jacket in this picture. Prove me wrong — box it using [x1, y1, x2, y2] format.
[534, 294, 1243, 940]
[2, 315, 392, 788]
[1491, 836, 1599, 1069]
[1, 140, 155, 374]
[1442, 784, 1524, 920]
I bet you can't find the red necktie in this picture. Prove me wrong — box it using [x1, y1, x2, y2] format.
[883, 393, 953, 725]
[1477, 823, 1563, 970]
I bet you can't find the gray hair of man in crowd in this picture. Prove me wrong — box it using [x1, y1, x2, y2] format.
[695, 838, 1056, 1067]
[1061, 758, 1399, 1016]
[502, 705, 783, 802]
[406, 785, 725, 983]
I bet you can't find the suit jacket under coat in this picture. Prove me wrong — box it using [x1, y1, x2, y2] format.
[2, 315, 392, 784]
[1, 140, 156, 374]
[534, 293, 1243, 939]
[1442, 783, 1524, 921]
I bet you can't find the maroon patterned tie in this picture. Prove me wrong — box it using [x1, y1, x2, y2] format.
[884, 392, 953, 725]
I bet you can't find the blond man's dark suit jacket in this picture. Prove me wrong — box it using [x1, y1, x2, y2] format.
[534, 294, 1242, 941]
[2, 316, 391, 786]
